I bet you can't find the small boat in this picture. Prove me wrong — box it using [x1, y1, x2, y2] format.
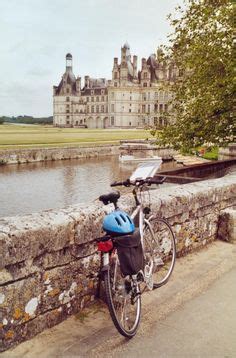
[119, 154, 162, 163]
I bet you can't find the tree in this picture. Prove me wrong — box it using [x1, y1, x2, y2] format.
[153, 0, 235, 151]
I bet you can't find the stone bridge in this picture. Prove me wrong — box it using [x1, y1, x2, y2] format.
[0, 173, 235, 351]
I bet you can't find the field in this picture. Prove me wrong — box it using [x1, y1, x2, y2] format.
[0, 124, 152, 149]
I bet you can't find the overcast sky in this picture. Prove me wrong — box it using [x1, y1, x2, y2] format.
[0, 0, 183, 117]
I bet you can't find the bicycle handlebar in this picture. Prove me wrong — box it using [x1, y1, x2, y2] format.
[110, 176, 166, 187]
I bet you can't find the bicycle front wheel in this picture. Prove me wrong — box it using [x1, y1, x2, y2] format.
[104, 251, 141, 338]
[143, 217, 176, 288]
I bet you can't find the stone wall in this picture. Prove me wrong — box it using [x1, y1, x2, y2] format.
[0, 173, 235, 351]
[219, 143, 236, 160]
[0, 145, 119, 165]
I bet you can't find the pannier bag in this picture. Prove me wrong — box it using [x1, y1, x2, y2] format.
[114, 229, 144, 276]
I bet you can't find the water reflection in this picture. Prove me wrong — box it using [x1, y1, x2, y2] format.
[0, 157, 180, 217]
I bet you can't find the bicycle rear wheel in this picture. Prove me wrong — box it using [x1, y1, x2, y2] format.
[104, 251, 141, 338]
[143, 217, 176, 288]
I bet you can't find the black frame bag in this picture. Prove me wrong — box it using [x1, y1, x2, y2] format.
[114, 229, 144, 276]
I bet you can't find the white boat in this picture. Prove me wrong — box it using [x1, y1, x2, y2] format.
[119, 154, 162, 163]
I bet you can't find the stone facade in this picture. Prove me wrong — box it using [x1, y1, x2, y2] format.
[53, 44, 177, 128]
[0, 173, 235, 351]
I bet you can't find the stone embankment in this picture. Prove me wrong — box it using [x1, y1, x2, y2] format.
[0, 172, 235, 351]
[0, 145, 120, 165]
[219, 143, 236, 160]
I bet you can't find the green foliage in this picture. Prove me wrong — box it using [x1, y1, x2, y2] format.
[0, 115, 53, 125]
[202, 146, 219, 160]
[152, 0, 235, 151]
[0, 118, 4, 125]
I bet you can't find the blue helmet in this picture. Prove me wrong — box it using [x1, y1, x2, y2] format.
[103, 210, 135, 235]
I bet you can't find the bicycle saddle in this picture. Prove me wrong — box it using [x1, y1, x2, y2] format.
[99, 191, 120, 205]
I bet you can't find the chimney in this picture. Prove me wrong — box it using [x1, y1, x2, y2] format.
[84, 75, 90, 88]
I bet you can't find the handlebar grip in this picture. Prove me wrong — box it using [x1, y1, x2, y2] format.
[111, 179, 130, 187]
[147, 176, 166, 185]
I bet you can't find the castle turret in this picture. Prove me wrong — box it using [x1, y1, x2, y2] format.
[66, 53, 73, 71]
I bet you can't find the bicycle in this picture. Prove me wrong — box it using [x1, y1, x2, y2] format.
[96, 176, 176, 338]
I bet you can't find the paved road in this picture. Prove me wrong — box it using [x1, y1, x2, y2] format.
[1, 241, 236, 358]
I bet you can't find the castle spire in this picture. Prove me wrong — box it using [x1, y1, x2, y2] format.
[66, 53, 72, 71]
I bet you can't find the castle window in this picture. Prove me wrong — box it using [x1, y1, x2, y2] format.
[129, 109, 131, 113]
[91, 97, 94, 102]
[114, 82, 117, 87]
[84, 118, 86, 123]
[144, 72, 147, 79]
[87, 106, 89, 113]
[111, 92, 114, 99]
[159, 104, 163, 112]
[66, 110, 70, 113]
[67, 120, 70, 124]
[154, 104, 158, 112]
[155, 92, 158, 99]
[76, 121, 78, 125]
[101, 105, 104, 113]
[96, 105, 99, 113]
[66, 97, 70, 101]
[101, 96, 104, 101]
[66, 116, 70, 119]
[130, 96, 132, 100]
[87, 97, 89, 102]
[91, 90, 94, 95]
[96, 96, 99, 102]
[101, 90, 104, 95]
[142, 105, 145, 113]
[91, 105, 94, 113]
[114, 72, 118, 79]
[164, 104, 168, 112]
[148, 105, 150, 113]
[143, 83, 147, 87]
[66, 88, 70, 93]
[66, 104, 69, 109]
[129, 122, 131, 126]
[111, 116, 115, 125]
[111, 104, 115, 112]
[80, 119, 83, 124]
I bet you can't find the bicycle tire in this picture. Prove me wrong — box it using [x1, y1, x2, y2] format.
[104, 252, 141, 338]
[143, 217, 176, 288]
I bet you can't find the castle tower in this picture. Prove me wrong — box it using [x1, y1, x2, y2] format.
[66, 53, 73, 71]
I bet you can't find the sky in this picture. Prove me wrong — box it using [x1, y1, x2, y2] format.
[0, 0, 183, 117]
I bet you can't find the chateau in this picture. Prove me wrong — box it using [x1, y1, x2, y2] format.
[53, 43, 178, 128]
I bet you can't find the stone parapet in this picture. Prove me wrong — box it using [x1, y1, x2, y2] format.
[0, 173, 235, 351]
[217, 208, 236, 243]
[0, 145, 119, 165]
[219, 143, 236, 160]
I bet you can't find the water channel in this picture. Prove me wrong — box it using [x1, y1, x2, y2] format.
[0, 156, 181, 217]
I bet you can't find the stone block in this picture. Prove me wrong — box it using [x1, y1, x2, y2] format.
[217, 209, 236, 243]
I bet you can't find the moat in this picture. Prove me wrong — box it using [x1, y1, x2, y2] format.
[0, 156, 180, 217]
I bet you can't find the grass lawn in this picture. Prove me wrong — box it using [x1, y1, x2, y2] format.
[0, 124, 152, 149]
